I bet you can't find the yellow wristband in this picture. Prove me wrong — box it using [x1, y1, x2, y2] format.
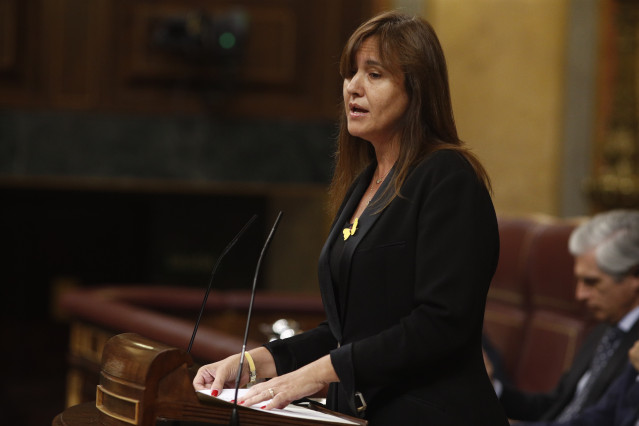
[244, 351, 257, 385]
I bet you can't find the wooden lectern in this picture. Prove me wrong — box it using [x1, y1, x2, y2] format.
[53, 333, 366, 425]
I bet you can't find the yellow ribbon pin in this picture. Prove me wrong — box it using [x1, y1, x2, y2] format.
[343, 217, 359, 241]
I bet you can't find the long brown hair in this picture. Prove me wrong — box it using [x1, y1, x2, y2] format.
[328, 10, 491, 216]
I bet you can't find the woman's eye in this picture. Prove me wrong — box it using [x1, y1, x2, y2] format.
[369, 72, 381, 79]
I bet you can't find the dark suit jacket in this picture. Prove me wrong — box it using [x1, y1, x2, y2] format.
[500, 320, 639, 421]
[267, 150, 509, 425]
[522, 363, 639, 426]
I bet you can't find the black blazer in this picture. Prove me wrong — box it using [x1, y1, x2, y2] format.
[501, 320, 639, 421]
[267, 150, 509, 425]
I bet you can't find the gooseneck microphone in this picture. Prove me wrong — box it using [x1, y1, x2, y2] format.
[187, 214, 258, 354]
[230, 211, 283, 426]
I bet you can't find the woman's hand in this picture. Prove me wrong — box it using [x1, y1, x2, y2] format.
[193, 347, 277, 396]
[238, 355, 338, 410]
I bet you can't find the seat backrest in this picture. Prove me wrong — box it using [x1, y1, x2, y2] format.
[524, 221, 583, 316]
[489, 216, 541, 308]
[512, 218, 593, 391]
[485, 216, 593, 391]
[513, 309, 589, 392]
[483, 300, 528, 380]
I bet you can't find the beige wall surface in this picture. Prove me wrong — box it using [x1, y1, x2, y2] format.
[425, 0, 570, 216]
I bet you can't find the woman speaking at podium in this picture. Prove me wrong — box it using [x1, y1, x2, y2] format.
[194, 10, 509, 425]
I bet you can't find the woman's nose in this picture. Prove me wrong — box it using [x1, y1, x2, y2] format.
[345, 73, 362, 96]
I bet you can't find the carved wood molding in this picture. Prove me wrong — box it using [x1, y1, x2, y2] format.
[587, 0, 639, 208]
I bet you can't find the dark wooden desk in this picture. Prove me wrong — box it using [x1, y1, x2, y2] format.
[52, 403, 100, 426]
[52, 402, 226, 425]
[53, 333, 366, 426]
[51, 402, 236, 425]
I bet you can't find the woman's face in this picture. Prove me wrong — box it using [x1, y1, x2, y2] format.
[343, 36, 409, 146]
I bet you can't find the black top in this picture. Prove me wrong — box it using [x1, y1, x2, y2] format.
[266, 150, 508, 425]
[329, 219, 350, 321]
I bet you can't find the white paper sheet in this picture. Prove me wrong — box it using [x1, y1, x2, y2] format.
[197, 388, 358, 424]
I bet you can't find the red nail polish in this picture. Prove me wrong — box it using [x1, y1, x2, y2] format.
[230, 399, 235, 403]
[239, 401, 245, 405]
[211, 389, 219, 397]
[260, 405, 266, 409]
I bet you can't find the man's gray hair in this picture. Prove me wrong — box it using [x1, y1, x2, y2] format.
[569, 209, 639, 281]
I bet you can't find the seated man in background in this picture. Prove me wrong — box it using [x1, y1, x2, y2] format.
[519, 340, 639, 426]
[490, 209, 639, 422]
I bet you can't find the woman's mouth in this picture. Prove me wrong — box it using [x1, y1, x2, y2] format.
[349, 103, 369, 116]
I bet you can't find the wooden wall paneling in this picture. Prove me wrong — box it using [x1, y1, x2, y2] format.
[0, 0, 44, 106]
[229, 1, 342, 118]
[0, 0, 373, 117]
[106, 0, 354, 119]
[121, 3, 299, 86]
[243, 8, 297, 85]
[0, 0, 17, 71]
[42, 0, 111, 109]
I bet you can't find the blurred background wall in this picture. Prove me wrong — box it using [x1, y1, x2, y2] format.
[1, 0, 637, 424]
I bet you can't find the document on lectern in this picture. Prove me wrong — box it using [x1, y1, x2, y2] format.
[197, 389, 359, 424]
